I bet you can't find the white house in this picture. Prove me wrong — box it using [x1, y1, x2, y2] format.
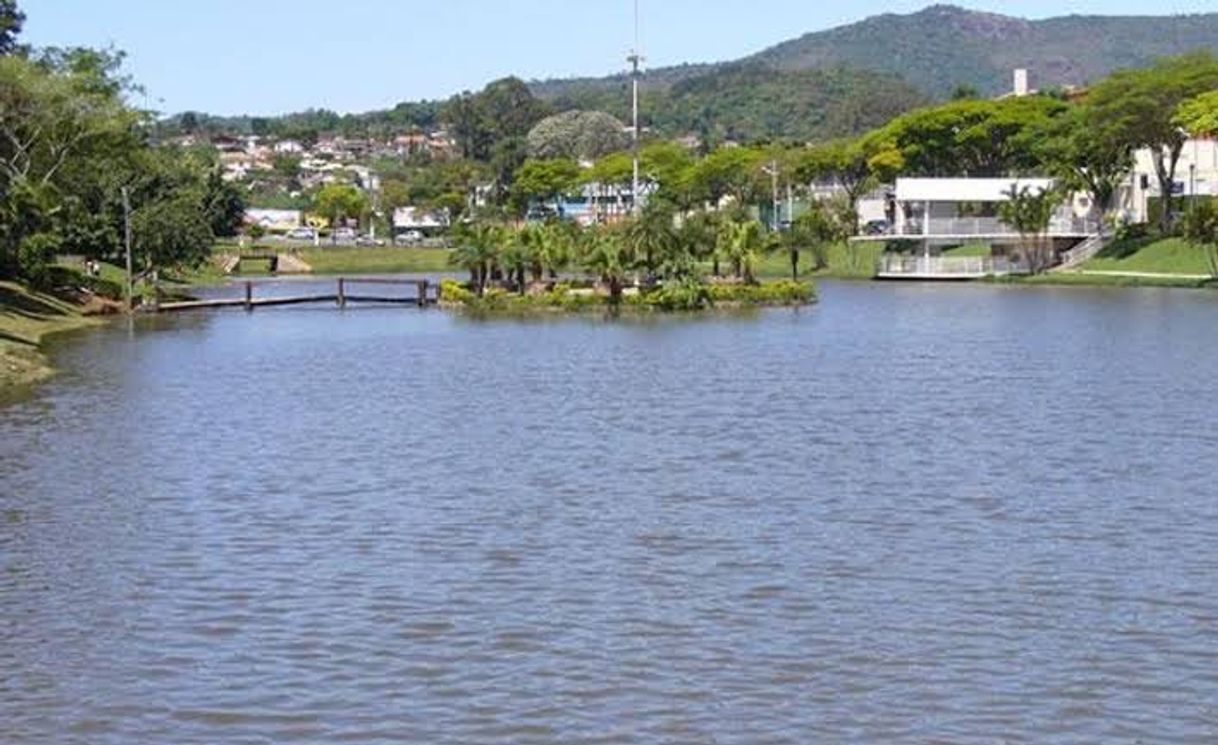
[869, 177, 1100, 242]
[244, 208, 302, 232]
[393, 206, 450, 235]
[1121, 138, 1218, 223]
[274, 139, 305, 155]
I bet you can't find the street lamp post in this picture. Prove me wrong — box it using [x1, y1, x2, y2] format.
[628, 0, 643, 217]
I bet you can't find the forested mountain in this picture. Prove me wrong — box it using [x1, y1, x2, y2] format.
[530, 5, 1218, 101]
[169, 5, 1218, 143]
[544, 63, 926, 143]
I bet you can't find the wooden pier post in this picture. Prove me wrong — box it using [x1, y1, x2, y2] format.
[417, 279, 429, 307]
[338, 278, 346, 308]
[244, 281, 253, 311]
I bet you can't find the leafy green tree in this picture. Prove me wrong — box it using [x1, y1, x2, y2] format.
[132, 196, 215, 273]
[0, 0, 24, 56]
[689, 146, 764, 208]
[998, 183, 1059, 274]
[1088, 52, 1218, 232]
[1175, 90, 1218, 138]
[792, 138, 873, 233]
[526, 110, 629, 160]
[312, 183, 369, 237]
[204, 168, 245, 237]
[786, 201, 850, 278]
[864, 96, 1067, 178]
[512, 158, 580, 214]
[1035, 106, 1131, 234]
[442, 77, 549, 163]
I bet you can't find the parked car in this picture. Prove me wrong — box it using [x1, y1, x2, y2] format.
[355, 235, 386, 247]
[862, 219, 891, 236]
[394, 230, 424, 246]
[284, 227, 318, 242]
[332, 227, 358, 243]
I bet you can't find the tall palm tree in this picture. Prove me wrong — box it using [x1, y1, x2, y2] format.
[501, 229, 533, 295]
[726, 219, 767, 284]
[581, 227, 633, 303]
[448, 221, 502, 296]
[624, 203, 679, 281]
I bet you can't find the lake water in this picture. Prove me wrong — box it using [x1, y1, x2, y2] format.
[3, 279, 1218, 744]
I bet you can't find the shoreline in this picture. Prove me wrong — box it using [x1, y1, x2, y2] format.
[0, 282, 105, 394]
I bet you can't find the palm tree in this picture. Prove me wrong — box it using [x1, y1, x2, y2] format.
[624, 203, 679, 281]
[726, 219, 767, 284]
[501, 230, 533, 295]
[538, 221, 576, 280]
[448, 221, 502, 296]
[581, 227, 633, 303]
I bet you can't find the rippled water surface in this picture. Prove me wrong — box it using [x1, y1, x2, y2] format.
[3, 280, 1218, 744]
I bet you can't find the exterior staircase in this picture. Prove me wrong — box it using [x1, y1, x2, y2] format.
[275, 253, 313, 274]
[1053, 232, 1111, 272]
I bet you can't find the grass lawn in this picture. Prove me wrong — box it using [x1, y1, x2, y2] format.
[1002, 272, 1212, 289]
[296, 246, 454, 275]
[943, 243, 992, 257]
[1, 281, 100, 390]
[1080, 237, 1217, 276]
[753, 242, 884, 280]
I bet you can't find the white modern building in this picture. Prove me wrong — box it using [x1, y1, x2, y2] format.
[1120, 138, 1218, 223]
[854, 177, 1103, 279]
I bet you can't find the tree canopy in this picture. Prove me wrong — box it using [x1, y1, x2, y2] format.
[526, 110, 629, 161]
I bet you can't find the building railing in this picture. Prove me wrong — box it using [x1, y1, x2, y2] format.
[887, 217, 1102, 237]
[876, 255, 1030, 277]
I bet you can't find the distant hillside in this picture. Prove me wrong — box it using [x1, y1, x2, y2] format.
[545, 63, 926, 143]
[175, 5, 1218, 145]
[531, 4, 1218, 101]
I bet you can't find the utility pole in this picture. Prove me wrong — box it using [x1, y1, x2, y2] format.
[763, 161, 780, 231]
[122, 186, 133, 312]
[628, 0, 643, 217]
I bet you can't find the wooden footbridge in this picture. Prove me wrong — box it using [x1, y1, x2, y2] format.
[156, 278, 442, 312]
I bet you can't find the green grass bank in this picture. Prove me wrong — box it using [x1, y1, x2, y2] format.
[0, 281, 101, 391]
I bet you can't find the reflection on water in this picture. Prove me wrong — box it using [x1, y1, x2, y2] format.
[3, 280, 1218, 744]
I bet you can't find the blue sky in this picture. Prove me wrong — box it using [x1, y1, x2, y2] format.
[20, 0, 1209, 116]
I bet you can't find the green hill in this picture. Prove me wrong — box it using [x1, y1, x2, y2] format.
[530, 5, 1218, 102]
[545, 62, 926, 143]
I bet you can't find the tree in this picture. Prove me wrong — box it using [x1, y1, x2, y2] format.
[1180, 198, 1218, 278]
[442, 77, 549, 163]
[863, 96, 1067, 178]
[0, 0, 23, 56]
[722, 218, 768, 283]
[449, 221, 502, 296]
[998, 183, 1059, 274]
[792, 138, 873, 233]
[623, 202, 682, 279]
[312, 183, 369, 238]
[689, 146, 764, 208]
[512, 158, 580, 214]
[526, 110, 630, 160]
[580, 226, 634, 303]
[786, 201, 850, 278]
[203, 167, 245, 238]
[132, 196, 214, 274]
[1175, 90, 1218, 138]
[1088, 52, 1218, 232]
[1035, 106, 1131, 234]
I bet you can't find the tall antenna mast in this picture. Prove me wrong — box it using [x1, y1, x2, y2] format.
[628, 0, 643, 217]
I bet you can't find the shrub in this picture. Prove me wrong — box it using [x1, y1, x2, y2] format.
[17, 233, 59, 288]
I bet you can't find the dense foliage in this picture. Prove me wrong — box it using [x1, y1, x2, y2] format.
[0, 20, 241, 286]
